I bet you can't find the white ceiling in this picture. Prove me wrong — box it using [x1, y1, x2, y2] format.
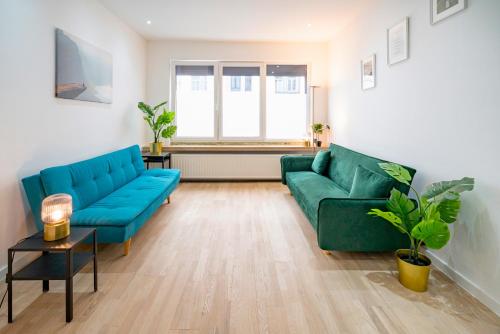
[99, 0, 366, 42]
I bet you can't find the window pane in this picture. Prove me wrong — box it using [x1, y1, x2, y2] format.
[266, 65, 307, 139]
[175, 65, 214, 137]
[222, 67, 260, 137]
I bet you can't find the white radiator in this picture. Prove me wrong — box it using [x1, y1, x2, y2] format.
[171, 154, 283, 180]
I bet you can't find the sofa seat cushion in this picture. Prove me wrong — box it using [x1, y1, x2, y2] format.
[71, 169, 180, 227]
[286, 171, 349, 229]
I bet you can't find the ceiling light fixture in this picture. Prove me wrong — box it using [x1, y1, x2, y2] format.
[146, 20, 152, 25]
[306, 23, 312, 28]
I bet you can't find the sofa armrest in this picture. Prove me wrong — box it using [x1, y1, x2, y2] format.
[317, 198, 411, 251]
[280, 155, 315, 184]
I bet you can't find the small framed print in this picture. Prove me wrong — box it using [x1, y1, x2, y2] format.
[387, 17, 409, 65]
[361, 55, 376, 90]
[431, 0, 467, 24]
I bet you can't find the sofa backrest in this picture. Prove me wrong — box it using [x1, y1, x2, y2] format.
[24, 145, 145, 219]
[327, 144, 416, 194]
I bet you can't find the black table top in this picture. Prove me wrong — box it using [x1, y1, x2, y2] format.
[141, 151, 170, 158]
[9, 227, 95, 252]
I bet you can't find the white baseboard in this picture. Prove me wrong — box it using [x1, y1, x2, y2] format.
[425, 250, 500, 316]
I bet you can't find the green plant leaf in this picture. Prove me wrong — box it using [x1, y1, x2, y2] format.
[138, 102, 154, 117]
[143, 116, 153, 130]
[153, 101, 167, 111]
[386, 188, 420, 231]
[422, 177, 474, 203]
[368, 209, 407, 234]
[436, 199, 461, 224]
[161, 125, 177, 139]
[311, 123, 324, 134]
[378, 163, 412, 185]
[157, 111, 175, 125]
[411, 219, 450, 249]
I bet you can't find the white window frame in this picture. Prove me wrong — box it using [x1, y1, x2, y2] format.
[170, 60, 311, 143]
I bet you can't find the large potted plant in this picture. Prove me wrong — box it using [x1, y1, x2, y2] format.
[368, 163, 474, 292]
[138, 101, 177, 155]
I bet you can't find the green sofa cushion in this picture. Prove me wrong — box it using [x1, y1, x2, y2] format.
[286, 171, 348, 229]
[349, 165, 393, 198]
[311, 150, 330, 175]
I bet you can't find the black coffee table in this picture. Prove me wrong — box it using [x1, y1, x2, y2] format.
[142, 151, 171, 169]
[7, 227, 97, 323]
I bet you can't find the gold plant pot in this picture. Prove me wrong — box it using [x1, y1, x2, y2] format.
[150, 142, 163, 155]
[396, 249, 431, 292]
[44, 219, 70, 241]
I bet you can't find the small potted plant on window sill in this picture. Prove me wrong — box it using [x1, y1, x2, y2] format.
[368, 163, 474, 292]
[138, 101, 177, 155]
[311, 123, 330, 147]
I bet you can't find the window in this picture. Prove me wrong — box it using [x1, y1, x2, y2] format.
[244, 76, 252, 91]
[222, 66, 260, 138]
[191, 76, 208, 91]
[266, 65, 307, 139]
[230, 76, 241, 91]
[172, 62, 308, 141]
[275, 77, 299, 94]
[175, 65, 215, 138]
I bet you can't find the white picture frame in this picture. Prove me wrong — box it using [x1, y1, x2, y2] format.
[361, 54, 376, 90]
[431, 0, 467, 24]
[387, 17, 409, 66]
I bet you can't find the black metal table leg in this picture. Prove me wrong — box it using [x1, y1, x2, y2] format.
[162, 160, 164, 168]
[7, 250, 13, 323]
[169, 156, 171, 169]
[93, 230, 98, 292]
[65, 249, 73, 322]
[42, 251, 49, 292]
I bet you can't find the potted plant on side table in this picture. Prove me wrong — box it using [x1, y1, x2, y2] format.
[138, 101, 177, 155]
[368, 163, 474, 292]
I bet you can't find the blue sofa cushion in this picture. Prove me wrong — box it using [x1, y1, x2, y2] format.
[72, 169, 180, 227]
[286, 171, 348, 229]
[40, 146, 145, 210]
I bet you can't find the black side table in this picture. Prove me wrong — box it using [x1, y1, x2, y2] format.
[142, 151, 171, 169]
[7, 227, 97, 323]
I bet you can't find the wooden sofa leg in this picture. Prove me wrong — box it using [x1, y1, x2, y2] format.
[167, 196, 171, 204]
[322, 250, 331, 256]
[124, 238, 132, 256]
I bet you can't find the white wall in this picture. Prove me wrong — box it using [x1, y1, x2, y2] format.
[328, 0, 500, 314]
[146, 39, 329, 142]
[0, 0, 146, 272]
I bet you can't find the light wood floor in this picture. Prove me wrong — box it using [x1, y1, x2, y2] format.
[0, 182, 498, 334]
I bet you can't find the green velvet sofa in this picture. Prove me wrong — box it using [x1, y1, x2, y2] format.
[281, 144, 416, 252]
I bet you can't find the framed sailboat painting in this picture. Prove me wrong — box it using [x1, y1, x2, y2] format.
[55, 28, 112, 104]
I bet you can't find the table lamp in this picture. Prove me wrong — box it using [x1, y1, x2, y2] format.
[41, 193, 72, 241]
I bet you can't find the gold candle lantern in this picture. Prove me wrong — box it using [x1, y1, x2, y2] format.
[41, 194, 72, 241]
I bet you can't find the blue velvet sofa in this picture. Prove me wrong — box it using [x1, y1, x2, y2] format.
[22, 145, 180, 255]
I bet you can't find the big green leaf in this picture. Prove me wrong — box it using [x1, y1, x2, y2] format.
[161, 125, 177, 139]
[153, 101, 167, 111]
[436, 199, 461, 224]
[378, 163, 412, 185]
[143, 116, 153, 130]
[368, 209, 407, 234]
[411, 219, 450, 249]
[422, 177, 474, 203]
[138, 102, 154, 117]
[157, 111, 175, 125]
[386, 188, 420, 231]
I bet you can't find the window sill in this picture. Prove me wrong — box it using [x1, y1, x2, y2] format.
[142, 143, 318, 154]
